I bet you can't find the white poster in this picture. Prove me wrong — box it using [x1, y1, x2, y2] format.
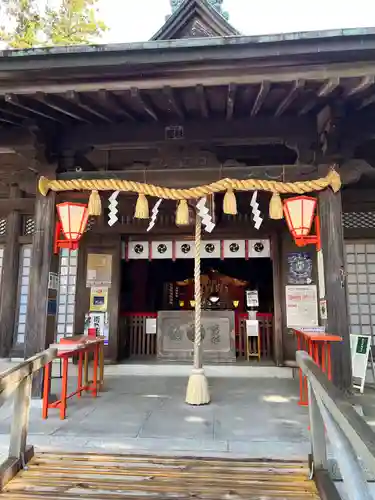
[285, 285, 318, 328]
[145, 318, 157, 335]
[351, 334, 371, 393]
[246, 320, 259, 337]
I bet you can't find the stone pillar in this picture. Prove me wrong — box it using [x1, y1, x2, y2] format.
[0, 186, 21, 357]
[318, 188, 351, 390]
[25, 188, 56, 398]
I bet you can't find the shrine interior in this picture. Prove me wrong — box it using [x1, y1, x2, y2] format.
[118, 256, 274, 361]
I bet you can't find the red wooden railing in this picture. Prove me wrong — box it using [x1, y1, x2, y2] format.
[120, 311, 274, 360]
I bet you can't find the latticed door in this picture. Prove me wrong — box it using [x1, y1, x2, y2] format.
[345, 241, 375, 342]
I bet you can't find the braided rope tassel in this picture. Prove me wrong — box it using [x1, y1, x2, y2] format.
[193, 214, 202, 370]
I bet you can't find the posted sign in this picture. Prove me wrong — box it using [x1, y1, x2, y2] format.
[351, 334, 371, 393]
[285, 285, 318, 328]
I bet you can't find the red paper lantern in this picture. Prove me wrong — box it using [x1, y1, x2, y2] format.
[54, 202, 89, 254]
[283, 196, 321, 250]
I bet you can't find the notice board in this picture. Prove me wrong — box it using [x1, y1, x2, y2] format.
[86, 254, 112, 287]
[285, 285, 318, 328]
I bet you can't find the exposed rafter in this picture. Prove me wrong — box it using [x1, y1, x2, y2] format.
[345, 75, 375, 97]
[195, 85, 209, 118]
[65, 91, 114, 123]
[358, 93, 375, 109]
[34, 93, 91, 123]
[130, 87, 158, 121]
[251, 81, 270, 116]
[275, 80, 305, 117]
[163, 86, 184, 120]
[97, 91, 137, 122]
[299, 78, 340, 115]
[5, 94, 64, 123]
[226, 83, 236, 120]
[0, 113, 22, 127]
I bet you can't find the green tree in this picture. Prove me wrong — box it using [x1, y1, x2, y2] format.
[0, 0, 107, 49]
[44, 0, 107, 46]
[0, 0, 42, 49]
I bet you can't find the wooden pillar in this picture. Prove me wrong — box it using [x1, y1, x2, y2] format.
[25, 189, 56, 398]
[271, 232, 283, 366]
[319, 189, 351, 390]
[0, 186, 21, 357]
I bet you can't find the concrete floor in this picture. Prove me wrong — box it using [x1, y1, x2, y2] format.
[0, 365, 311, 460]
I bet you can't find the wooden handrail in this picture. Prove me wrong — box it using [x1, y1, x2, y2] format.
[0, 348, 57, 490]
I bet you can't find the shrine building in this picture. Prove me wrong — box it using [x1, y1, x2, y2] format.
[0, 0, 375, 395]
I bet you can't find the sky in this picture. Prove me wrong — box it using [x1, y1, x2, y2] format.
[98, 0, 375, 44]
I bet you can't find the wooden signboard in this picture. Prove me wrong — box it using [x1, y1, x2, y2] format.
[351, 334, 372, 393]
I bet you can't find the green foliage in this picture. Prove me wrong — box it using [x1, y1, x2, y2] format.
[0, 0, 42, 49]
[0, 0, 107, 49]
[44, 0, 107, 46]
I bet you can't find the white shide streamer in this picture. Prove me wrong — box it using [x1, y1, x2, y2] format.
[196, 197, 215, 233]
[108, 190, 120, 227]
[147, 199, 163, 232]
[250, 190, 263, 230]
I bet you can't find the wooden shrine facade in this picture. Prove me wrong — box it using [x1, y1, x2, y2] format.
[1, 22, 375, 392]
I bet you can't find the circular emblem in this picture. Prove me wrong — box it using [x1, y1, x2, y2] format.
[186, 324, 206, 343]
[157, 244, 167, 254]
[254, 242, 264, 253]
[205, 243, 215, 254]
[288, 253, 313, 284]
[181, 243, 191, 254]
[229, 243, 239, 253]
[134, 244, 144, 254]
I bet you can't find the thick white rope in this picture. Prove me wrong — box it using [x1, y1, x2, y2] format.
[193, 214, 202, 370]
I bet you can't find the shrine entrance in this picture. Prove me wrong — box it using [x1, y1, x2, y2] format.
[119, 239, 275, 363]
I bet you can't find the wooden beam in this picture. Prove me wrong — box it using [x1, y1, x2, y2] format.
[345, 75, 374, 97]
[2, 61, 375, 95]
[275, 80, 305, 117]
[163, 86, 184, 120]
[0, 198, 35, 215]
[4, 94, 64, 123]
[65, 91, 113, 123]
[196, 85, 209, 118]
[34, 93, 91, 123]
[0, 186, 21, 357]
[98, 90, 137, 121]
[130, 87, 158, 121]
[251, 81, 270, 116]
[226, 83, 237, 120]
[60, 116, 316, 150]
[0, 114, 22, 127]
[25, 189, 57, 398]
[299, 78, 340, 115]
[318, 189, 351, 390]
[357, 93, 375, 109]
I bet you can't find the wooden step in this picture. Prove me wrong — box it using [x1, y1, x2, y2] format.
[1, 452, 319, 499]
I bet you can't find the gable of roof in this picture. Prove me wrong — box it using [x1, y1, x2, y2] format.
[151, 0, 239, 41]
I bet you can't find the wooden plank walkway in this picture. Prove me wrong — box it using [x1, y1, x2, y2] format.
[1, 452, 320, 499]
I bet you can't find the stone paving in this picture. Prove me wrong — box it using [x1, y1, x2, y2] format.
[0, 365, 311, 459]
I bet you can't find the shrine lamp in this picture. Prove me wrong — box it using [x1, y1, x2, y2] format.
[283, 196, 321, 250]
[54, 202, 89, 254]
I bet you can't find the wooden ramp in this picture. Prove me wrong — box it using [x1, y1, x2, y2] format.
[1, 452, 320, 499]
